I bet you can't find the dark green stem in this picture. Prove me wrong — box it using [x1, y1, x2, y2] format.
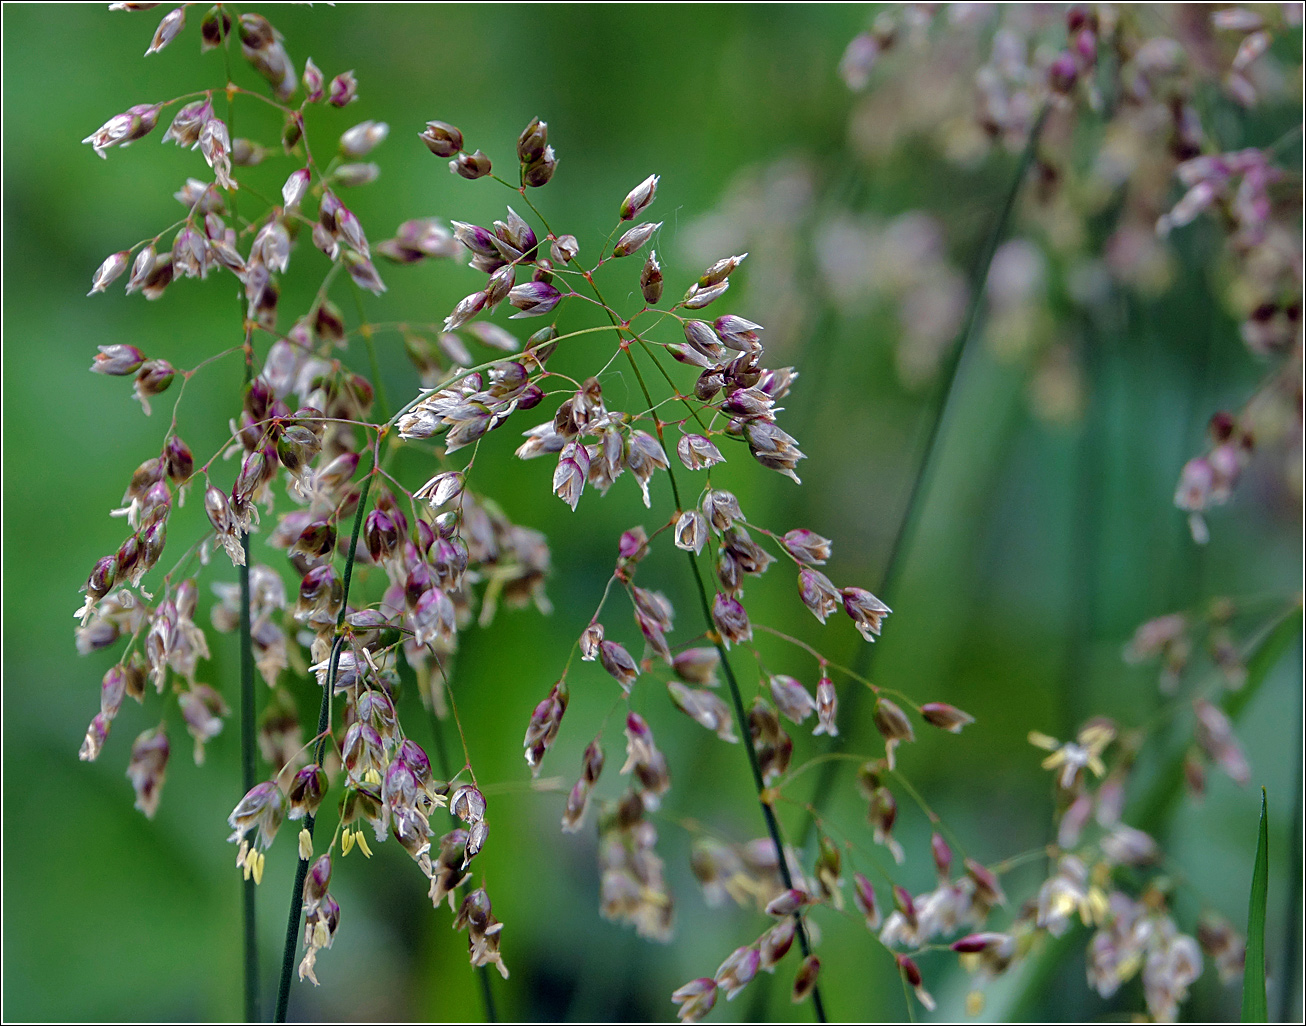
[273, 636, 339, 1025]
[876, 102, 1051, 604]
[223, 13, 261, 1004]
[274, 470, 375, 1023]
[240, 537, 260, 1022]
[619, 340, 828, 1023]
[220, 11, 259, 1008]
[683, 544, 828, 1023]
[520, 180, 829, 1020]
[804, 103, 1051, 825]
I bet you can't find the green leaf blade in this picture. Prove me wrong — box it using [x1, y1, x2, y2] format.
[1242, 787, 1270, 1023]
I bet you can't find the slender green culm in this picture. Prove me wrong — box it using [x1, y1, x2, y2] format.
[224, 8, 257, 1005]
[239, 540, 260, 1023]
[685, 546, 829, 1025]
[273, 636, 339, 1024]
[617, 334, 829, 1024]
[275, 471, 374, 1023]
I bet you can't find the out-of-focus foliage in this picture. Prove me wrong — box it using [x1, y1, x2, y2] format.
[3, 4, 1301, 1023]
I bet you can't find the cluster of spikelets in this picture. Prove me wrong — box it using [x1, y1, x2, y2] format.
[72, 4, 1298, 1022]
[73, 5, 920, 1011]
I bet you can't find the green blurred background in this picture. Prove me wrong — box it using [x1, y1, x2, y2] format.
[3, 4, 1301, 1022]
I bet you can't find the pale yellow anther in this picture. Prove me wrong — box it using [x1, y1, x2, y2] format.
[1050, 890, 1077, 920]
[1078, 722, 1116, 750]
[356, 830, 373, 858]
[252, 850, 265, 886]
[638, 885, 670, 907]
[724, 873, 763, 906]
[1117, 952, 1142, 982]
[1083, 885, 1109, 925]
[342, 829, 355, 856]
[299, 828, 313, 861]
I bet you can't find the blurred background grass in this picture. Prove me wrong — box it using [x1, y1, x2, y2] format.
[3, 4, 1301, 1022]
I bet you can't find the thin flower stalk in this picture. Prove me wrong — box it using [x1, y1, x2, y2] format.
[274, 470, 372, 1023]
[616, 322, 828, 1023]
[229, 109, 260, 1012]
[522, 194, 831, 1013]
[239, 537, 259, 1023]
[223, 27, 259, 985]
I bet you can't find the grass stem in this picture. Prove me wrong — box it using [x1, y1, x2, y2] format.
[239, 537, 260, 1022]
[273, 470, 375, 1022]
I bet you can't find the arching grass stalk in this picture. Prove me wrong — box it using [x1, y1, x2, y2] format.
[520, 197, 830, 1018]
[682, 546, 830, 1025]
[804, 103, 1052, 829]
[620, 334, 829, 1024]
[274, 469, 375, 1023]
